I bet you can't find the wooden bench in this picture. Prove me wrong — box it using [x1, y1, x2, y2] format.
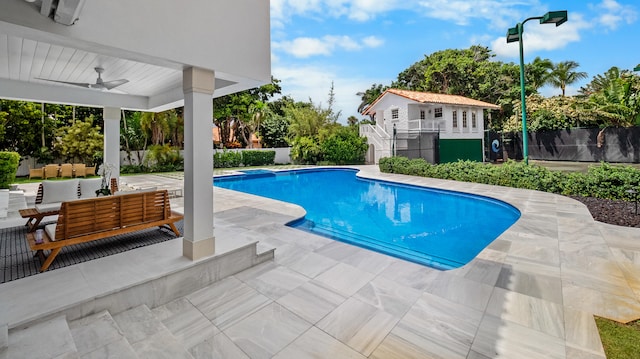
[20, 178, 119, 232]
[26, 189, 184, 272]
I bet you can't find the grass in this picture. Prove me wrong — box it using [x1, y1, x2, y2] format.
[595, 317, 640, 358]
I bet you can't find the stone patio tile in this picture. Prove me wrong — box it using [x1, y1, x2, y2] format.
[186, 276, 271, 330]
[189, 333, 249, 359]
[470, 314, 566, 359]
[225, 302, 312, 359]
[353, 276, 422, 317]
[244, 265, 310, 300]
[313, 262, 375, 297]
[486, 287, 564, 339]
[496, 265, 563, 304]
[276, 281, 346, 324]
[152, 297, 219, 350]
[273, 327, 366, 359]
[317, 297, 399, 356]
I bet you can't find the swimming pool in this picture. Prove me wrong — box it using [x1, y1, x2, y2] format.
[214, 168, 520, 270]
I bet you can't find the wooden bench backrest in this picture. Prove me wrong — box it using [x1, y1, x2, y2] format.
[55, 190, 172, 240]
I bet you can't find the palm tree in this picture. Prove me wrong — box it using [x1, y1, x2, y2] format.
[579, 66, 621, 96]
[356, 84, 387, 115]
[526, 57, 553, 91]
[547, 61, 588, 96]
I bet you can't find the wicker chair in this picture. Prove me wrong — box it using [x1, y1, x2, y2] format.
[29, 167, 44, 179]
[60, 163, 73, 178]
[85, 166, 96, 176]
[44, 164, 59, 179]
[73, 163, 86, 178]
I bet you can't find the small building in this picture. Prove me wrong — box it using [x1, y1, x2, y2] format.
[360, 89, 500, 164]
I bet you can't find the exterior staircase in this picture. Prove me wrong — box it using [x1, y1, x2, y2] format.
[359, 123, 392, 164]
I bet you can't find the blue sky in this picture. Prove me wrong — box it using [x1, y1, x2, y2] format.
[270, 0, 639, 123]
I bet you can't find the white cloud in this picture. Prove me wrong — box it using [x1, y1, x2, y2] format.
[592, 0, 637, 30]
[273, 35, 384, 58]
[272, 65, 391, 122]
[362, 36, 384, 48]
[491, 13, 590, 59]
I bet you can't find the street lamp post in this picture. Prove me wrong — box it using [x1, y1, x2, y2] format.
[506, 11, 568, 165]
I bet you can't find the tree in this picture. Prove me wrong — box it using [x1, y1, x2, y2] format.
[356, 83, 387, 117]
[547, 61, 588, 96]
[259, 113, 290, 148]
[580, 66, 622, 96]
[121, 111, 147, 165]
[54, 117, 103, 164]
[213, 77, 282, 148]
[526, 57, 553, 91]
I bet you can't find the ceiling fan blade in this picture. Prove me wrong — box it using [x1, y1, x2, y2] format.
[36, 78, 91, 88]
[101, 79, 129, 90]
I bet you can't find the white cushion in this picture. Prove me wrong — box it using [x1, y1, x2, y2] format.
[41, 179, 79, 203]
[114, 187, 157, 196]
[79, 178, 104, 199]
[35, 202, 62, 212]
[44, 223, 57, 241]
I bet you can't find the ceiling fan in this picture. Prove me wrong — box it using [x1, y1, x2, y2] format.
[37, 67, 129, 90]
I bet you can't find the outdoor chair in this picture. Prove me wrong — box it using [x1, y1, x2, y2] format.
[85, 166, 96, 176]
[73, 163, 86, 177]
[44, 164, 59, 179]
[60, 163, 73, 178]
[28, 167, 44, 179]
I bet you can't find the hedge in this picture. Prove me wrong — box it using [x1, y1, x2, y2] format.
[0, 151, 20, 189]
[241, 150, 276, 167]
[379, 156, 640, 201]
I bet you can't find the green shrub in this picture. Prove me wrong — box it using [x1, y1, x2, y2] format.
[321, 127, 368, 165]
[144, 145, 183, 172]
[242, 150, 276, 166]
[214, 150, 242, 168]
[120, 164, 146, 174]
[378, 157, 640, 201]
[291, 136, 322, 164]
[0, 151, 20, 189]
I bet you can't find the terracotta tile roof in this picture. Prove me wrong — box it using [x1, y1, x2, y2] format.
[362, 88, 500, 115]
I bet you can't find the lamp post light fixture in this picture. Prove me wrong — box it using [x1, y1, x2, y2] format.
[506, 10, 568, 165]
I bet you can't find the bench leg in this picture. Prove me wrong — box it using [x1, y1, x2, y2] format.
[27, 216, 44, 233]
[166, 222, 181, 237]
[39, 248, 61, 272]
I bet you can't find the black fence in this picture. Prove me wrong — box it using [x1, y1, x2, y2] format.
[395, 131, 440, 164]
[491, 127, 640, 163]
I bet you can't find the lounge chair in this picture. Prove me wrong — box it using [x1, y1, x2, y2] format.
[29, 167, 44, 179]
[44, 164, 59, 179]
[73, 163, 86, 177]
[60, 163, 73, 178]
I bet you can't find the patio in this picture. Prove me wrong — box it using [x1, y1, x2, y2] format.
[1, 165, 639, 358]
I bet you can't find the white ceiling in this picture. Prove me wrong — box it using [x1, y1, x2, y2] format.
[0, 0, 270, 112]
[0, 34, 183, 97]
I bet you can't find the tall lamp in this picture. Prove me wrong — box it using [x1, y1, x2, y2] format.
[506, 10, 568, 164]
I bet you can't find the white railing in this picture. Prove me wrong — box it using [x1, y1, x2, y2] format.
[360, 124, 391, 151]
[407, 118, 445, 132]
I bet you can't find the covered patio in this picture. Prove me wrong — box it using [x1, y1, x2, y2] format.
[0, 0, 270, 260]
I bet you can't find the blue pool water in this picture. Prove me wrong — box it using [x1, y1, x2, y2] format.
[214, 168, 520, 270]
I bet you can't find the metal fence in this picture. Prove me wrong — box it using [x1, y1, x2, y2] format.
[494, 127, 640, 163]
[394, 131, 440, 164]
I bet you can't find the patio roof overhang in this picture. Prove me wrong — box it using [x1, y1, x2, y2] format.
[0, 0, 271, 111]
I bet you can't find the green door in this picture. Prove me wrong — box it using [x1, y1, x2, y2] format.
[439, 139, 482, 163]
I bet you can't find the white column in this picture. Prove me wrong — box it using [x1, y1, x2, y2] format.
[182, 67, 215, 260]
[103, 107, 121, 182]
